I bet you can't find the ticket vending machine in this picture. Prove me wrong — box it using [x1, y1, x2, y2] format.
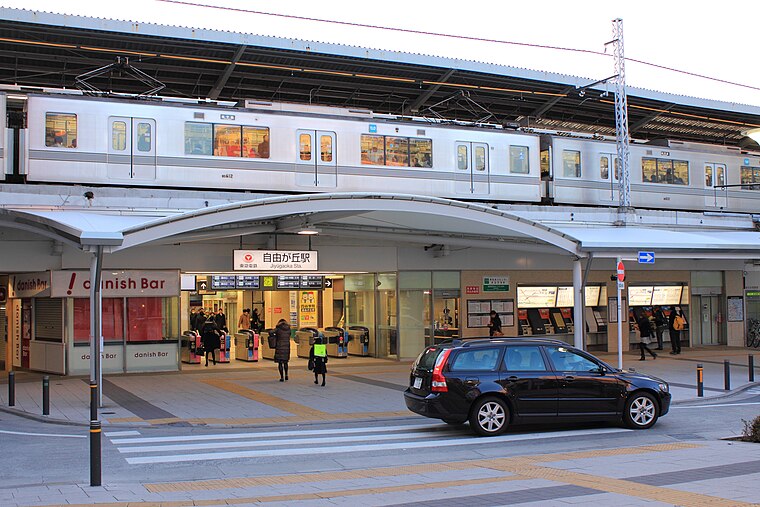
[235, 330, 258, 362]
[348, 326, 370, 356]
[181, 330, 201, 364]
[322, 326, 348, 358]
[295, 327, 320, 358]
[560, 308, 574, 333]
[518, 309, 532, 336]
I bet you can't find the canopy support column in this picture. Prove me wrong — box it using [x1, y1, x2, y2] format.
[573, 259, 583, 349]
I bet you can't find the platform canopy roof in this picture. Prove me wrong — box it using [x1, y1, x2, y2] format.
[0, 7, 759, 148]
[2, 194, 760, 261]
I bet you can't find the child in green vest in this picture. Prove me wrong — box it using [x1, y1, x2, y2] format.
[310, 336, 328, 386]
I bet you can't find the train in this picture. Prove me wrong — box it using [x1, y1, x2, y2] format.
[2, 88, 760, 213]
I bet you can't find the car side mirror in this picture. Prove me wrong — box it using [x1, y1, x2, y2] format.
[592, 366, 606, 375]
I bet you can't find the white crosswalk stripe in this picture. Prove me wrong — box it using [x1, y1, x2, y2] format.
[108, 424, 631, 465]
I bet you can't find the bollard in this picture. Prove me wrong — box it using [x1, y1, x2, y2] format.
[8, 371, 15, 407]
[42, 376, 50, 415]
[90, 420, 101, 487]
[750, 355, 755, 383]
[697, 364, 704, 397]
[724, 360, 731, 391]
[90, 381, 98, 422]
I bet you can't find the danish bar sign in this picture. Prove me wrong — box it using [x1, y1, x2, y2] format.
[50, 270, 179, 297]
[234, 250, 318, 271]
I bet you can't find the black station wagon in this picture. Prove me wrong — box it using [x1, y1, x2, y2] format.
[404, 338, 671, 436]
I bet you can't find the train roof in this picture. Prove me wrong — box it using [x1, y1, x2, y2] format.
[0, 7, 759, 150]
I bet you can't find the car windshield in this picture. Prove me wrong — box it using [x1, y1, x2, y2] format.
[413, 346, 445, 371]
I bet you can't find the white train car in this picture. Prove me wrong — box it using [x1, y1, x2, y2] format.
[0, 92, 6, 181]
[546, 135, 760, 213]
[23, 93, 543, 202]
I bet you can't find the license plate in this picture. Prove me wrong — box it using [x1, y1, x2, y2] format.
[413, 377, 422, 389]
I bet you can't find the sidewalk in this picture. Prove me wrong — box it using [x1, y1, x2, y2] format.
[0, 347, 758, 427]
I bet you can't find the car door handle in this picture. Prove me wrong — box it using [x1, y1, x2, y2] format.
[506, 376, 520, 381]
[465, 377, 479, 386]
[564, 376, 575, 382]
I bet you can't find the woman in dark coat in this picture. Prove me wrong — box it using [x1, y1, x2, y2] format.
[636, 314, 657, 361]
[668, 307, 683, 355]
[309, 336, 328, 386]
[274, 319, 291, 381]
[201, 318, 221, 366]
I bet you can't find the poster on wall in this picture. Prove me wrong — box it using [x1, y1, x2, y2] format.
[299, 291, 318, 328]
[727, 296, 744, 322]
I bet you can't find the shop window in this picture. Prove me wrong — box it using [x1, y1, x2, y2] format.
[299, 133, 312, 161]
[136, 122, 152, 152]
[562, 150, 581, 177]
[242, 126, 270, 158]
[360, 134, 385, 165]
[112, 121, 127, 151]
[127, 298, 164, 342]
[320, 135, 333, 162]
[45, 113, 77, 148]
[509, 145, 529, 174]
[410, 138, 432, 167]
[73, 298, 124, 343]
[184, 122, 213, 155]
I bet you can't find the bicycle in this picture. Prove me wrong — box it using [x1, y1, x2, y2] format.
[747, 318, 760, 348]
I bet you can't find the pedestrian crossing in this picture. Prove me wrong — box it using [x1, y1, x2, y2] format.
[109, 423, 632, 465]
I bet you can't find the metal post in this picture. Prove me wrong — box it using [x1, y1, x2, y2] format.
[572, 259, 584, 350]
[42, 376, 49, 415]
[8, 371, 15, 406]
[750, 354, 755, 382]
[616, 257, 623, 369]
[697, 363, 704, 397]
[90, 381, 98, 422]
[724, 360, 731, 391]
[90, 420, 101, 487]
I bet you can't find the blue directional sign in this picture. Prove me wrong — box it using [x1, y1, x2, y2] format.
[638, 251, 655, 264]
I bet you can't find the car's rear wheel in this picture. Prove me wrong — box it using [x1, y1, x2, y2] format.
[469, 396, 509, 436]
[624, 392, 659, 429]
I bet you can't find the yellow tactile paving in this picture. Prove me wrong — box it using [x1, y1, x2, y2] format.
[201, 378, 329, 418]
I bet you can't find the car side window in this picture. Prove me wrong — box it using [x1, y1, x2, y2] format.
[449, 348, 500, 372]
[547, 346, 599, 372]
[503, 345, 547, 371]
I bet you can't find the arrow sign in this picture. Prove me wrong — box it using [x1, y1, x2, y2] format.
[325, 279, 333, 288]
[638, 251, 655, 264]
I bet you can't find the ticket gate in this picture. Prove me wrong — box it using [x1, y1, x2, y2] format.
[295, 327, 321, 358]
[217, 333, 231, 363]
[322, 326, 348, 358]
[181, 330, 201, 364]
[235, 330, 259, 362]
[260, 328, 277, 360]
[348, 326, 370, 356]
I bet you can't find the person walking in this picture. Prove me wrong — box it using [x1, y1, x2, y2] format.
[487, 310, 503, 337]
[668, 307, 684, 355]
[274, 318, 291, 381]
[238, 308, 251, 331]
[251, 308, 263, 333]
[214, 306, 228, 333]
[201, 317, 221, 366]
[636, 314, 657, 361]
[309, 336, 328, 386]
[653, 306, 666, 350]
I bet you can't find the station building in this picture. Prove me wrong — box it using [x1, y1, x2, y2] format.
[1, 8, 760, 376]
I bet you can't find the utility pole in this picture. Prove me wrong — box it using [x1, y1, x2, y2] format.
[612, 18, 631, 212]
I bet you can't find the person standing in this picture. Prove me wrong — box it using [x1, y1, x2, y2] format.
[192, 309, 205, 333]
[274, 319, 291, 381]
[238, 308, 251, 331]
[653, 306, 666, 350]
[201, 317, 221, 366]
[309, 336, 328, 386]
[636, 314, 657, 361]
[488, 310, 503, 337]
[668, 307, 684, 355]
[214, 306, 228, 333]
[251, 308, 263, 333]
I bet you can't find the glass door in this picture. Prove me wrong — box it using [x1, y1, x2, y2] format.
[455, 142, 490, 195]
[692, 295, 722, 345]
[704, 163, 727, 209]
[295, 130, 337, 188]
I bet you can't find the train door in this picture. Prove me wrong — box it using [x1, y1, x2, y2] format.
[704, 163, 727, 209]
[295, 130, 337, 188]
[455, 142, 490, 195]
[599, 153, 619, 204]
[107, 117, 156, 181]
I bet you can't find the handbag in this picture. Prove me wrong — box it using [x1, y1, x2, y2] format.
[307, 358, 314, 371]
[268, 333, 277, 349]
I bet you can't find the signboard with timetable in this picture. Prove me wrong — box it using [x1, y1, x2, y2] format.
[275, 275, 324, 290]
[211, 275, 236, 290]
[236, 275, 260, 289]
[234, 250, 318, 271]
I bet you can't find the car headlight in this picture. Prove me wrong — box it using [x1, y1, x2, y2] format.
[658, 382, 669, 393]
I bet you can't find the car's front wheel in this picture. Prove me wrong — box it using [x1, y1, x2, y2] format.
[469, 396, 509, 436]
[624, 392, 659, 429]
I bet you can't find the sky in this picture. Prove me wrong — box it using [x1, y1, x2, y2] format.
[2, 0, 760, 108]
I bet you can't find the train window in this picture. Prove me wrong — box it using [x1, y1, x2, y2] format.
[185, 122, 213, 155]
[562, 150, 581, 177]
[112, 121, 127, 151]
[410, 139, 432, 168]
[45, 113, 77, 148]
[361, 134, 385, 165]
[716, 165, 726, 187]
[242, 126, 270, 159]
[614, 157, 620, 180]
[136, 123, 152, 152]
[600, 156, 609, 179]
[299, 134, 312, 161]
[510, 146, 529, 174]
[214, 124, 242, 157]
[741, 166, 760, 190]
[672, 160, 689, 185]
[474, 146, 486, 171]
[540, 149, 550, 178]
[457, 145, 468, 170]
[320, 135, 333, 162]
[705, 165, 713, 187]
[386, 137, 409, 166]
[642, 157, 689, 185]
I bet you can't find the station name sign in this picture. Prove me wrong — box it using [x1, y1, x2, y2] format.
[234, 250, 318, 271]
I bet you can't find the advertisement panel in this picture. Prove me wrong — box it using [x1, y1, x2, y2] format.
[51, 270, 179, 298]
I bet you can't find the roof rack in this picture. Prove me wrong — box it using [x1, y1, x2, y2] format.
[460, 337, 571, 347]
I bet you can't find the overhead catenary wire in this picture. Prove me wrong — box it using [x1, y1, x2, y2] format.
[157, 0, 760, 94]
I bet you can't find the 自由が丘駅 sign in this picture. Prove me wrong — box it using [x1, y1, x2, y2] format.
[234, 250, 318, 271]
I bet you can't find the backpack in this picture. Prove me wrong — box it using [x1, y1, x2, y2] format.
[673, 315, 686, 331]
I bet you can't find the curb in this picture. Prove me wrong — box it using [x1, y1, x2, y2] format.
[671, 381, 760, 406]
